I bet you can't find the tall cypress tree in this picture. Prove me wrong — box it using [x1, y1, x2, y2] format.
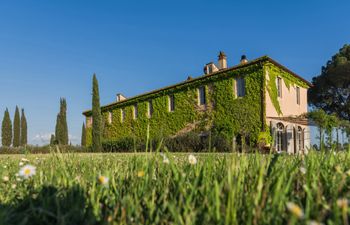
[13, 106, 20, 147]
[55, 98, 69, 145]
[81, 123, 86, 147]
[50, 134, 56, 145]
[92, 74, 102, 151]
[61, 98, 69, 145]
[55, 113, 62, 144]
[1, 108, 12, 147]
[20, 109, 27, 146]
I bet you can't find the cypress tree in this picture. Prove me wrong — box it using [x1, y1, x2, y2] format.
[55, 98, 69, 145]
[1, 108, 12, 147]
[92, 74, 102, 151]
[13, 106, 20, 147]
[20, 109, 27, 146]
[50, 134, 55, 145]
[81, 123, 86, 147]
[61, 98, 69, 145]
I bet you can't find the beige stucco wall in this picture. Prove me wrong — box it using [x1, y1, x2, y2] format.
[265, 70, 308, 117]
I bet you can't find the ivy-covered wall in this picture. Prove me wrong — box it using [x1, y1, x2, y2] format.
[264, 62, 309, 115]
[84, 57, 310, 148]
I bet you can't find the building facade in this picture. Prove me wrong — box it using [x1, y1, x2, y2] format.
[83, 53, 311, 153]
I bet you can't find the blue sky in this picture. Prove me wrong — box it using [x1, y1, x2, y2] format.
[0, 0, 349, 145]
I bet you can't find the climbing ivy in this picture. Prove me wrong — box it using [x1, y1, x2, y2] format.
[264, 62, 309, 116]
[85, 58, 309, 149]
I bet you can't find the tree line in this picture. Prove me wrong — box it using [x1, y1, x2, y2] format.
[308, 44, 350, 151]
[1, 106, 27, 147]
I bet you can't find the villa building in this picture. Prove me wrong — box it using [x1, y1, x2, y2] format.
[83, 52, 311, 153]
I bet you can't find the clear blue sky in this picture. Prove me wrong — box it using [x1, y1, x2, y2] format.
[0, 0, 349, 145]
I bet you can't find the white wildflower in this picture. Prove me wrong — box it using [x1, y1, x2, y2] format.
[19, 162, 24, 166]
[18, 164, 36, 179]
[300, 167, 306, 175]
[21, 158, 29, 162]
[337, 198, 348, 208]
[188, 154, 197, 165]
[11, 184, 16, 189]
[2, 176, 9, 182]
[163, 157, 170, 164]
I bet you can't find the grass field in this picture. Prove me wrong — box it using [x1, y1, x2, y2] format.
[0, 150, 350, 225]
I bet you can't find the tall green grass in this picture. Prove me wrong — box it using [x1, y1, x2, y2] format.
[0, 151, 349, 225]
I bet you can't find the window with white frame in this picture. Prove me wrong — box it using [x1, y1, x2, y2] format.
[133, 104, 138, 119]
[121, 109, 125, 122]
[198, 86, 206, 105]
[277, 77, 282, 98]
[108, 111, 112, 124]
[296, 86, 300, 105]
[236, 77, 245, 97]
[168, 95, 175, 112]
[148, 100, 153, 118]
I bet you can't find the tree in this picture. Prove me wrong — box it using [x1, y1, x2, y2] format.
[55, 98, 69, 145]
[307, 109, 328, 151]
[13, 106, 20, 147]
[20, 109, 27, 146]
[81, 123, 86, 147]
[92, 74, 102, 151]
[50, 134, 56, 145]
[308, 44, 350, 120]
[1, 108, 12, 147]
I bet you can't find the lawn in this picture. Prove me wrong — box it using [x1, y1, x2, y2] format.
[0, 151, 349, 225]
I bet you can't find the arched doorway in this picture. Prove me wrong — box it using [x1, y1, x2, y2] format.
[297, 126, 304, 152]
[276, 123, 285, 152]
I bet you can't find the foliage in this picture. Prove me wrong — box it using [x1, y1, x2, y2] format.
[50, 134, 56, 146]
[87, 64, 267, 148]
[13, 106, 21, 147]
[1, 151, 350, 224]
[92, 74, 102, 151]
[81, 123, 86, 147]
[308, 44, 350, 120]
[264, 62, 310, 116]
[85, 60, 309, 150]
[55, 98, 69, 145]
[20, 108, 27, 146]
[1, 108, 12, 147]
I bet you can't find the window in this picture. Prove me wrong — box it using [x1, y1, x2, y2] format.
[276, 123, 284, 152]
[168, 95, 175, 112]
[133, 104, 138, 119]
[108, 111, 112, 124]
[121, 109, 126, 122]
[87, 117, 93, 128]
[277, 77, 282, 98]
[148, 100, 153, 118]
[236, 77, 245, 97]
[296, 86, 300, 105]
[198, 86, 206, 105]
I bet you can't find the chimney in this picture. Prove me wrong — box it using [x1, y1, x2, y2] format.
[240, 55, 248, 64]
[218, 51, 227, 69]
[116, 93, 127, 102]
[203, 62, 219, 75]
